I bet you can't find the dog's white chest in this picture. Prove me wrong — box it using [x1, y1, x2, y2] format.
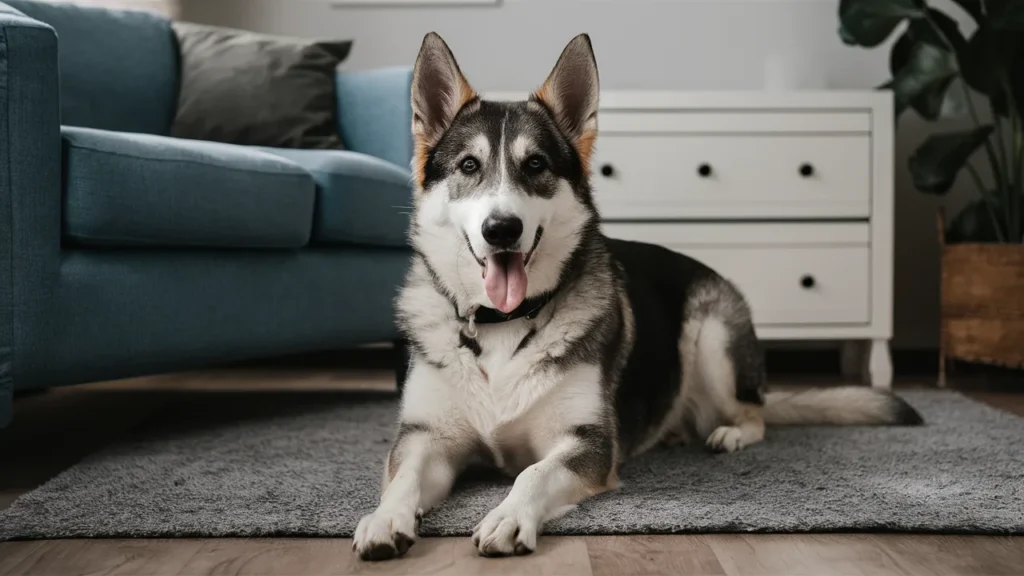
[462, 324, 545, 432]
[400, 315, 605, 471]
[452, 326, 604, 468]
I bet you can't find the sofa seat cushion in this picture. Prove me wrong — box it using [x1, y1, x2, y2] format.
[257, 148, 412, 247]
[62, 127, 316, 248]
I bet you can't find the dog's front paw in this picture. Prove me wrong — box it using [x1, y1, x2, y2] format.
[353, 507, 419, 561]
[472, 506, 537, 557]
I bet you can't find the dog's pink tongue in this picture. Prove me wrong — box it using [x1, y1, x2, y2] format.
[484, 253, 527, 313]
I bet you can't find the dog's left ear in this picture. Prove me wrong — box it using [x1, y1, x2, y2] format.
[533, 34, 600, 172]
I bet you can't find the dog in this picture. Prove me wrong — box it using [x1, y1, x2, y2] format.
[353, 32, 924, 561]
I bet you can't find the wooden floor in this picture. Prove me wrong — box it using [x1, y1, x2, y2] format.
[1, 368, 1022, 576]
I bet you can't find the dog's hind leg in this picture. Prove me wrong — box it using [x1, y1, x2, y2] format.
[680, 287, 767, 453]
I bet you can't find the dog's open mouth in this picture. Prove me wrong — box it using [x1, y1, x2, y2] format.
[474, 226, 543, 313]
[483, 252, 527, 313]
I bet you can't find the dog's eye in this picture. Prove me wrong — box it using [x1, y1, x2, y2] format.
[460, 157, 479, 174]
[525, 155, 547, 173]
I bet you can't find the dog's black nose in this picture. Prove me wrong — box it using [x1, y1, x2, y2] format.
[482, 215, 523, 248]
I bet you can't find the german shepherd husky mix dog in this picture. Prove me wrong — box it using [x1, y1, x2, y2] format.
[354, 32, 923, 561]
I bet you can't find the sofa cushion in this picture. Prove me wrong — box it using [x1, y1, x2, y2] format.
[257, 148, 412, 248]
[336, 68, 413, 168]
[172, 22, 351, 150]
[5, 0, 178, 135]
[63, 127, 316, 249]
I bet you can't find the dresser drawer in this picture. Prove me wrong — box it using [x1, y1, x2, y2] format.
[598, 111, 872, 133]
[590, 134, 871, 219]
[602, 223, 870, 326]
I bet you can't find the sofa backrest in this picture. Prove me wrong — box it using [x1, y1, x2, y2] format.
[3, 0, 178, 135]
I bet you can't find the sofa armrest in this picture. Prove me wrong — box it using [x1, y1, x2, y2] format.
[0, 4, 61, 425]
[336, 67, 413, 170]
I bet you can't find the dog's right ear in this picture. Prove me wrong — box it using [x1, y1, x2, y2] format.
[411, 33, 477, 154]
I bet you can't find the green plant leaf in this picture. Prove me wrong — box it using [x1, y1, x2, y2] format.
[885, 40, 959, 118]
[909, 126, 994, 194]
[839, 0, 925, 47]
[915, 77, 971, 120]
[947, 199, 1004, 243]
[912, 8, 969, 56]
[935, 77, 970, 118]
[887, 15, 969, 120]
[839, 25, 858, 45]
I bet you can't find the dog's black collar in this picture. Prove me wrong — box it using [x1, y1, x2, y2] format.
[455, 292, 556, 325]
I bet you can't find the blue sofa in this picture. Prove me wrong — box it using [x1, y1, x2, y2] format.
[0, 0, 415, 425]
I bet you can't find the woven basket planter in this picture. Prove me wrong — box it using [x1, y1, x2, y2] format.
[939, 211, 1024, 384]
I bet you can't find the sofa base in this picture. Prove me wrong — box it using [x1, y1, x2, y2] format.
[1, 352, 10, 427]
[0, 388, 10, 428]
[4, 247, 411, 426]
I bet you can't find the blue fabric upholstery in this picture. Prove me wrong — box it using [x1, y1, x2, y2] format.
[336, 68, 414, 169]
[63, 127, 316, 249]
[0, 4, 60, 426]
[257, 148, 412, 248]
[0, 0, 416, 426]
[3, 0, 178, 135]
[34, 249, 408, 388]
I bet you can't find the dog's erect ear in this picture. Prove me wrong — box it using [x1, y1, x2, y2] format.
[411, 33, 476, 157]
[533, 34, 600, 172]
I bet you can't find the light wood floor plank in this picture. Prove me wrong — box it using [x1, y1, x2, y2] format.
[706, 534, 911, 576]
[336, 536, 592, 576]
[585, 535, 725, 576]
[176, 539, 352, 576]
[415, 536, 591, 576]
[336, 537, 450, 575]
[874, 535, 1024, 576]
[1, 539, 203, 576]
[0, 541, 44, 576]
[170, 537, 594, 576]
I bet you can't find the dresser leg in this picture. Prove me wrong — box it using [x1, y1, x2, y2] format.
[867, 339, 893, 390]
[840, 341, 862, 381]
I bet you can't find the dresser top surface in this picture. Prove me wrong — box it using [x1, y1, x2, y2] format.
[482, 90, 892, 111]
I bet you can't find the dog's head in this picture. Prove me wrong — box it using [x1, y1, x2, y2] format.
[409, 32, 600, 314]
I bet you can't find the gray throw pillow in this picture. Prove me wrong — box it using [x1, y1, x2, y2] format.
[171, 22, 352, 149]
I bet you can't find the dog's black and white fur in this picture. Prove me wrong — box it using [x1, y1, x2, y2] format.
[353, 33, 923, 561]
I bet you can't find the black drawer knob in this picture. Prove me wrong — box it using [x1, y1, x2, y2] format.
[600, 164, 614, 177]
[800, 275, 816, 289]
[698, 163, 712, 177]
[799, 163, 815, 177]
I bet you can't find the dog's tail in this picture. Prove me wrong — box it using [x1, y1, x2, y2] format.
[762, 387, 923, 427]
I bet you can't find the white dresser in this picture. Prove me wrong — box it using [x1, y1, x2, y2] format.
[490, 91, 894, 389]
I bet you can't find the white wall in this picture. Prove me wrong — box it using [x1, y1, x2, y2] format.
[181, 0, 979, 350]
[48, 0, 179, 17]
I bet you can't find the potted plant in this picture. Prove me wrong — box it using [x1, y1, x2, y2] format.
[839, 0, 1024, 382]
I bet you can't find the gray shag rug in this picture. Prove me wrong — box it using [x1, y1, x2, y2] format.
[2, 390, 1022, 540]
